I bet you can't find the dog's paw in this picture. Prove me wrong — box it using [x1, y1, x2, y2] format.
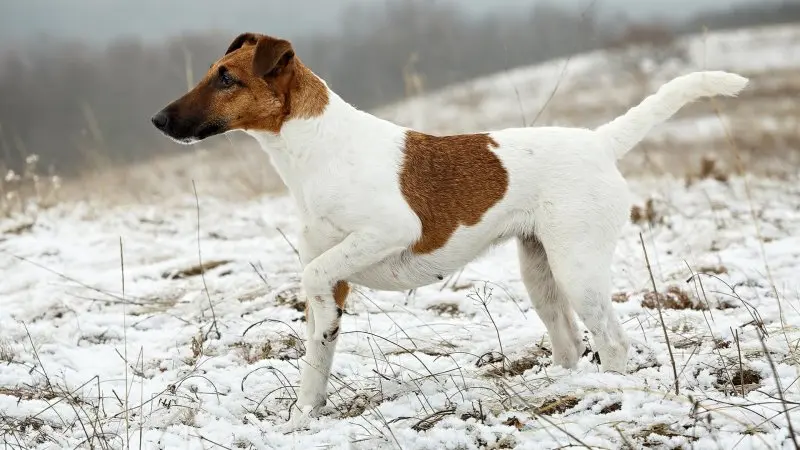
[277, 404, 316, 433]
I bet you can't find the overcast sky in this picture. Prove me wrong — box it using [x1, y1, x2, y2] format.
[0, 0, 780, 45]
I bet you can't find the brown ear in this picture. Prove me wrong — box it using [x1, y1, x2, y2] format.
[253, 37, 295, 78]
[225, 32, 262, 55]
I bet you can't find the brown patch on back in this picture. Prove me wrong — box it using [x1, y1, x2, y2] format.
[400, 131, 508, 254]
[333, 281, 350, 309]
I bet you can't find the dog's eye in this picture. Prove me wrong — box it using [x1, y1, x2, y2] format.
[218, 68, 235, 88]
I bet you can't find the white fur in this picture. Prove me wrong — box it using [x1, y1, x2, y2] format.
[245, 70, 748, 423]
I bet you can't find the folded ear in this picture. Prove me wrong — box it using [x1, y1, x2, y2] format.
[253, 37, 295, 78]
[225, 32, 262, 55]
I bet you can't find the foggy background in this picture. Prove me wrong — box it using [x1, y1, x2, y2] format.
[0, 0, 798, 177]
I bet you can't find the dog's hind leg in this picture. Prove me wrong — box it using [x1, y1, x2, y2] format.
[517, 235, 585, 368]
[538, 228, 630, 373]
[532, 179, 631, 373]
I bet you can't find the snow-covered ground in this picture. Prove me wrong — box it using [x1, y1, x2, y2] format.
[2, 24, 800, 450]
[2, 175, 800, 449]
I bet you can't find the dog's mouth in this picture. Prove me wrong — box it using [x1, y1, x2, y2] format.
[151, 109, 227, 145]
[195, 122, 224, 140]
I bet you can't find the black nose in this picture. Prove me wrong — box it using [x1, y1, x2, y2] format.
[151, 111, 169, 130]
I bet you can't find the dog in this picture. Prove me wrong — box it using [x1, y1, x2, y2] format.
[151, 32, 748, 425]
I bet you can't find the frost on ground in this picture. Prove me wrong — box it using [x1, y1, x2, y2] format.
[2, 172, 800, 450]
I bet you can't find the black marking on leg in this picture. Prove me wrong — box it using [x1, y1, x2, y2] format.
[336, 307, 343, 317]
[436, 274, 444, 280]
[326, 326, 340, 342]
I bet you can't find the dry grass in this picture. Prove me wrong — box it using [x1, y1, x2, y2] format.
[273, 284, 307, 314]
[716, 367, 763, 395]
[630, 198, 661, 226]
[162, 260, 232, 280]
[426, 302, 461, 316]
[484, 346, 552, 377]
[0, 154, 62, 219]
[0, 343, 15, 367]
[535, 395, 580, 416]
[57, 138, 286, 207]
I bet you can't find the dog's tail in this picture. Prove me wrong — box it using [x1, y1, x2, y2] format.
[595, 71, 748, 160]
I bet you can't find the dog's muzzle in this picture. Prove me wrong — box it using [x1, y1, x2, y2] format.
[150, 107, 215, 144]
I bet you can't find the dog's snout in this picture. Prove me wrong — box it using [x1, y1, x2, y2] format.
[151, 111, 169, 131]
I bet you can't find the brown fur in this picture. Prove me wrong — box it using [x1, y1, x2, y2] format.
[333, 281, 349, 309]
[400, 131, 509, 254]
[304, 281, 349, 322]
[163, 33, 328, 136]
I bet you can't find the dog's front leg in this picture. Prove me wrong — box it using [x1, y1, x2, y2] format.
[295, 280, 347, 414]
[296, 229, 406, 411]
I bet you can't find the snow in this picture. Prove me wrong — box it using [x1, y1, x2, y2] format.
[3, 23, 800, 450]
[2, 174, 800, 449]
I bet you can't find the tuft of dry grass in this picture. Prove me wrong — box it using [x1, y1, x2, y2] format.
[274, 285, 306, 314]
[426, 302, 461, 316]
[535, 395, 580, 416]
[716, 366, 763, 395]
[599, 401, 622, 414]
[162, 259, 232, 280]
[612, 292, 631, 303]
[339, 392, 376, 419]
[630, 198, 661, 226]
[0, 386, 59, 402]
[485, 346, 551, 377]
[642, 286, 699, 310]
[0, 154, 62, 219]
[696, 265, 728, 275]
[0, 339, 15, 363]
[232, 335, 304, 364]
[641, 285, 735, 311]
[635, 422, 695, 447]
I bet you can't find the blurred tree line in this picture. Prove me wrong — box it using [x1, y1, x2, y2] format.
[0, 0, 798, 176]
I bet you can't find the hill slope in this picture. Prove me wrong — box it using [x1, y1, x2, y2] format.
[376, 23, 800, 177]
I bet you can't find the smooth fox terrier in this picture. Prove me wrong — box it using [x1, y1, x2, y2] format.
[152, 32, 748, 426]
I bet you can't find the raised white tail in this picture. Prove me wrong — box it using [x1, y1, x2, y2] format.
[595, 71, 749, 159]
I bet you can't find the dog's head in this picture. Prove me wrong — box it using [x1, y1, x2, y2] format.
[151, 33, 328, 144]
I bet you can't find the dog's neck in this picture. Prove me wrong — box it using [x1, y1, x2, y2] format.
[247, 83, 398, 190]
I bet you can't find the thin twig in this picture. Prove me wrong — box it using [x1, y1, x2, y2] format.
[0, 249, 141, 304]
[733, 328, 744, 397]
[530, 56, 571, 127]
[529, 0, 597, 127]
[192, 180, 220, 340]
[756, 329, 799, 450]
[639, 232, 679, 395]
[276, 227, 301, 263]
[119, 238, 130, 449]
[501, 41, 527, 127]
[469, 283, 506, 375]
[138, 346, 144, 450]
